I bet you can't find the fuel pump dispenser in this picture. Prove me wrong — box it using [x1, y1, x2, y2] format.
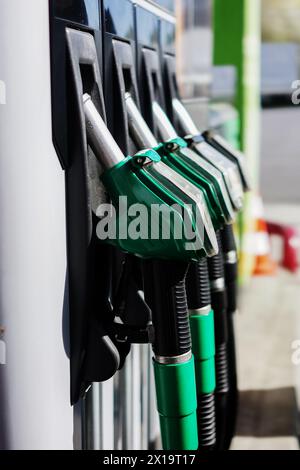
[150, 100, 237, 451]
[101, 31, 221, 449]
[83, 92, 220, 450]
[52, 0, 248, 452]
[102, 3, 155, 449]
[118, 43, 230, 449]
[102, 30, 210, 449]
[125, 95, 220, 450]
[132, 44, 226, 450]
[171, 99, 250, 449]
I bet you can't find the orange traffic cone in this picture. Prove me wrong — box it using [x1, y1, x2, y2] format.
[252, 195, 277, 276]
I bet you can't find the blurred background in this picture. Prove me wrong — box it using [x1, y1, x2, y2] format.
[175, 0, 300, 450]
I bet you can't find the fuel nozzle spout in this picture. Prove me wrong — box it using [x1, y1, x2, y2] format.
[125, 92, 158, 149]
[83, 93, 124, 169]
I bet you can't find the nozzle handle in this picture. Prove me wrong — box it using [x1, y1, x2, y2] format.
[172, 98, 199, 137]
[83, 93, 124, 169]
[125, 93, 158, 149]
[152, 101, 178, 142]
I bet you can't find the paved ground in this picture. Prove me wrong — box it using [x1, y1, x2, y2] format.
[231, 103, 300, 450]
[231, 104, 300, 452]
[231, 266, 300, 450]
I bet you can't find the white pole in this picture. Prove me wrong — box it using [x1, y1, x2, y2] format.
[0, 0, 73, 449]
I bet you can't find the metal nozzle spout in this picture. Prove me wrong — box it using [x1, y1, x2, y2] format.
[83, 93, 124, 169]
[125, 92, 158, 149]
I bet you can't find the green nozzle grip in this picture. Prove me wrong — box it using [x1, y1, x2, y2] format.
[153, 357, 198, 450]
[101, 156, 206, 262]
[190, 310, 216, 394]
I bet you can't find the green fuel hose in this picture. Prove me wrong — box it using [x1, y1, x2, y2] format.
[143, 260, 199, 450]
[154, 356, 198, 450]
[186, 260, 216, 450]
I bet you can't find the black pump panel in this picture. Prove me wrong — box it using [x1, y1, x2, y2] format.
[50, 0, 103, 169]
[66, 28, 121, 405]
[139, 47, 166, 138]
[103, 0, 135, 39]
[53, 0, 101, 29]
[142, 47, 165, 107]
[50, 16, 122, 404]
[163, 53, 181, 131]
[158, 16, 180, 131]
[133, 5, 170, 134]
[109, 39, 141, 155]
[160, 18, 176, 56]
[102, 0, 136, 154]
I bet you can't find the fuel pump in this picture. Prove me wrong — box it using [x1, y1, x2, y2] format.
[153, 102, 232, 451]
[102, 8, 222, 451]
[130, 45, 229, 450]
[61, 25, 212, 451]
[83, 92, 220, 450]
[124, 92, 224, 449]
[50, 2, 246, 452]
[147, 96, 244, 451]
[171, 98, 251, 449]
[132, 45, 235, 450]
[104, 38, 222, 449]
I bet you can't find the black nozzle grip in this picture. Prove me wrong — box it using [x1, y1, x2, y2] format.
[221, 224, 237, 253]
[143, 260, 191, 358]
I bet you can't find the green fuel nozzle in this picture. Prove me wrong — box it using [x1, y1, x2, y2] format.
[84, 93, 203, 450]
[202, 130, 251, 192]
[83, 93, 218, 262]
[150, 101, 235, 228]
[171, 97, 246, 212]
[126, 94, 234, 230]
[124, 93, 218, 259]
